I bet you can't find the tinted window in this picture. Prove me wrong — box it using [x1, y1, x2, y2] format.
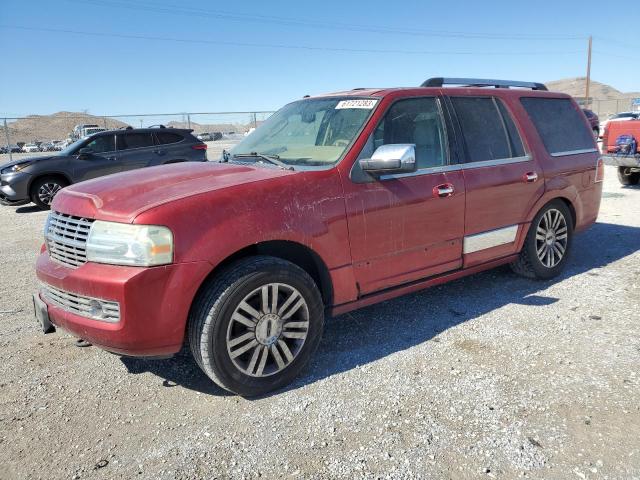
[84, 135, 115, 153]
[118, 133, 154, 150]
[521, 97, 594, 154]
[373, 97, 446, 169]
[451, 97, 513, 162]
[156, 132, 183, 145]
[496, 100, 525, 157]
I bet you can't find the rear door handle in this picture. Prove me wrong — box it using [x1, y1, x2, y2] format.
[523, 171, 538, 183]
[433, 183, 455, 198]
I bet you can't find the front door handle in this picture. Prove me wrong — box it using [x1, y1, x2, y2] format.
[433, 183, 455, 198]
[523, 171, 538, 183]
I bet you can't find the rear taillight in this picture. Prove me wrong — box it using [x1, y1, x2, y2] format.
[595, 157, 605, 183]
[192, 143, 207, 150]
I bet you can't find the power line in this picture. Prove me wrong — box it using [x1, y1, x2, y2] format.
[67, 0, 586, 41]
[0, 25, 583, 56]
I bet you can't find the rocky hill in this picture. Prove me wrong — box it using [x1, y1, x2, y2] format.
[546, 77, 640, 102]
[0, 112, 129, 144]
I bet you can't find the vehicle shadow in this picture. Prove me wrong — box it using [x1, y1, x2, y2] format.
[15, 205, 42, 214]
[120, 221, 640, 397]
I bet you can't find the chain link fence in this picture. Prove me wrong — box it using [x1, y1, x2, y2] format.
[1, 111, 275, 162]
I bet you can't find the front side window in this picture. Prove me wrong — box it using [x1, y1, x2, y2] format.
[451, 96, 523, 162]
[372, 97, 447, 169]
[521, 97, 595, 155]
[230, 97, 376, 167]
[84, 135, 115, 154]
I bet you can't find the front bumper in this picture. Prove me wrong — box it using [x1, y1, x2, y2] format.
[0, 172, 31, 202]
[35, 251, 212, 357]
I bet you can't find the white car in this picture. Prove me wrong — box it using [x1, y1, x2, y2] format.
[22, 143, 40, 153]
[600, 112, 640, 138]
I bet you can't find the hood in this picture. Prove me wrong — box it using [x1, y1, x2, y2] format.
[52, 162, 297, 222]
[1, 155, 56, 170]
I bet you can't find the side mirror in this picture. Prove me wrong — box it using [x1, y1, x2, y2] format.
[78, 147, 92, 159]
[359, 144, 416, 175]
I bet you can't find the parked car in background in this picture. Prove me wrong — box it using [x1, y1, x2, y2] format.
[32, 78, 603, 396]
[197, 132, 214, 141]
[10, 145, 22, 153]
[0, 127, 207, 208]
[72, 124, 99, 140]
[582, 109, 599, 138]
[601, 118, 640, 185]
[600, 112, 640, 138]
[39, 142, 55, 152]
[22, 144, 40, 153]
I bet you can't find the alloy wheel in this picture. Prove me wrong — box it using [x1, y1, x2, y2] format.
[226, 282, 309, 377]
[535, 208, 568, 268]
[37, 182, 62, 206]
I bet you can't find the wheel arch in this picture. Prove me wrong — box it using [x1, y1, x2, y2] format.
[197, 240, 333, 308]
[28, 172, 72, 196]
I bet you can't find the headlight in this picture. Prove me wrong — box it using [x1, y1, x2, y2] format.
[86, 220, 173, 266]
[1, 162, 32, 174]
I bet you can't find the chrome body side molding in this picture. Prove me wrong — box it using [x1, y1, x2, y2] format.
[463, 225, 519, 254]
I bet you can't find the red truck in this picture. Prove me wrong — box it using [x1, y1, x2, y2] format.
[34, 78, 603, 396]
[601, 119, 640, 185]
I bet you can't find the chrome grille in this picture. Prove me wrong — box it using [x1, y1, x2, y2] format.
[45, 212, 94, 267]
[40, 284, 120, 322]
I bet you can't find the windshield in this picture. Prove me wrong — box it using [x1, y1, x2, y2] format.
[58, 138, 86, 156]
[230, 97, 377, 166]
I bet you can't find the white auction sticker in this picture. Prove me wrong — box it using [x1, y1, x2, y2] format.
[335, 99, 378, 110]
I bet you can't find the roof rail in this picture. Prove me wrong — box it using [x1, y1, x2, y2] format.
[147, 124, 167, 129]
[421, 77, 548, 91]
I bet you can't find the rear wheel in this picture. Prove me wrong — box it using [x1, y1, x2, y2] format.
[617, 167, 640, 186]
[30, 176, 68, 209]
[188, 256, 324, 396]
[511, 200, 573, 280]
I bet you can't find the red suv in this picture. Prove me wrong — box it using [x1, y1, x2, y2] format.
[34, 78, 603, 396]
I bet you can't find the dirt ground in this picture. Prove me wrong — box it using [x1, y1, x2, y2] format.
[0, 165, 639, 480]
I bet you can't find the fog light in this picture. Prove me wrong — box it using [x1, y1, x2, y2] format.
[88, 299, 106, 319]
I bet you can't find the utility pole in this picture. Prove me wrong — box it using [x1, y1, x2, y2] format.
[585, 35, 592, 109]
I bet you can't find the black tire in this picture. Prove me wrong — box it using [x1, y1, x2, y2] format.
[510, 200, 574, 280]
[29, 176, 69, 210]
[188, 255, 324, 396]
[617, 167, 640, 186]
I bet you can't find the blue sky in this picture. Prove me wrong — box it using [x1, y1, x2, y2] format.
[0, 0, 638, 117]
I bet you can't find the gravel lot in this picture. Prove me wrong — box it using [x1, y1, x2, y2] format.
[0, 166, 638, 480]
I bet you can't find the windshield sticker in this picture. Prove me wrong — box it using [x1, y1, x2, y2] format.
[335, 99, 378, 110]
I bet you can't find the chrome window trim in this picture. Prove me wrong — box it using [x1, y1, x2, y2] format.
[463, 224, 519, 254]
[549, 148, 598, 157]
[379, 154, 531, 180]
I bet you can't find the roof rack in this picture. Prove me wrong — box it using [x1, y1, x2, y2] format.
[421, 77, 547, 91]
[147, 124, 167, 129]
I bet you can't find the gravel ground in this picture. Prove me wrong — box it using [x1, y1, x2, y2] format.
[0, 166, 638, 480]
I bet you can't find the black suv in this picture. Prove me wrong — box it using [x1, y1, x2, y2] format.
[0, 127, 207, 209]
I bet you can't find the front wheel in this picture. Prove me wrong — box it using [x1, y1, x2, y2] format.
[511, 201, 573, 280]
[617, 167, 640, 186]
[30, 176, 68, 209]
[188, 256, 324, 396]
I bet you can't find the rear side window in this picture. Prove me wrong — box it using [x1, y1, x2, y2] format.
[520, 97, 594, 155]
[450, 97, 523, 162]
[156, 132, 183, 145]
[118, 133, 154, 150]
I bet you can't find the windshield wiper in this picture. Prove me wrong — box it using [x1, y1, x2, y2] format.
[231, 152, 294, 171]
